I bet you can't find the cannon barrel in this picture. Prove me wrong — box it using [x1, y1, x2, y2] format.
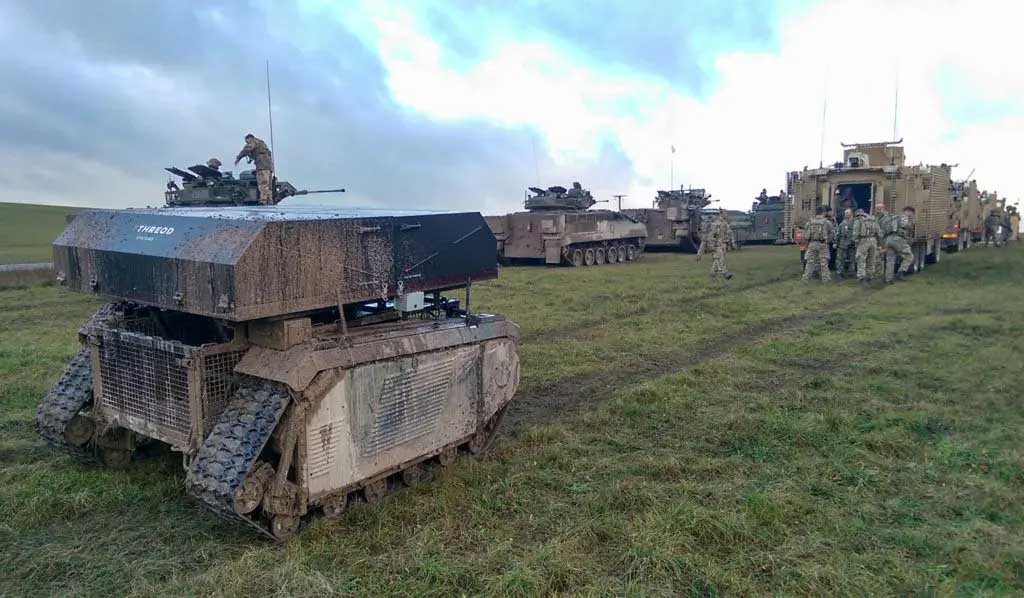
[291, 188, 346, 196]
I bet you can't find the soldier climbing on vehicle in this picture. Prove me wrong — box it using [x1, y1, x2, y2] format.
[879, 202, 915, 283]
[696, 212, 733, 280]
[801, 205, 834, 282]
[852, 208, 881, 285]
[234, 133, 274, 205]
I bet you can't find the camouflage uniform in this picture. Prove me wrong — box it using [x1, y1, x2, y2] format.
[881, 212, 915, 282]
[235, 135, 274, 204]
[696, 218, 732, 280]
[852, 213, 881, 280]
[985, 212, 1004, 246]
[834, 218, 857, 278]
[801, 215, 834, 282]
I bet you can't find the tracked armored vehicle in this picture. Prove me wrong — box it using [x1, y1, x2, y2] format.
[747, 189, 788, 244]
[37, 205, 520, 540]
[623, 187, 711, 252]
[165, 162, 344, 206]
[485, 183, 647, 266]
[787, 140, 955, 271]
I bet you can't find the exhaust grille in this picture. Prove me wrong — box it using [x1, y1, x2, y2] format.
[361, 356, 456, 457]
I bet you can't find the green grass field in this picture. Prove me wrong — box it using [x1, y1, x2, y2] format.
[0, 202, 81, 264]
[1, 240, 1022, 596]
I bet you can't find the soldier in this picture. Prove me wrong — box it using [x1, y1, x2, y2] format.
[824, 205, 838, 269]
[696, 213, 733, 280]
[801, 205, 834, 282]
[234, 133, 274, 204]
[834, 208, 857, 280]
[985, 207, 1004, 246]
[852, 208, 881, 285]
[879, 203, 915, 283]
[206, 157, 222, 172]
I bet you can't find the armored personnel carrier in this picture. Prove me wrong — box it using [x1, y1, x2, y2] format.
[945, 178, 982, 251]
[623, 187, 711, 252]
[786, 140, 955, 271]
[164, 162, 344, 206]
[747, 189, 788, 244]
[485, 183, 647, 266]
[37, 206, 520, 540]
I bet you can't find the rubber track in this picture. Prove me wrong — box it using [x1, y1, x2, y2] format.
[185, 381, 291, 539]
[34, 303, 117, 455]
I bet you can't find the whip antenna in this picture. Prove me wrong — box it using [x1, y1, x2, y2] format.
[266, 60, 275, 156]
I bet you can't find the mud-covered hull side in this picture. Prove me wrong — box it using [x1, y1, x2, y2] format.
[623, 208, 701, 252]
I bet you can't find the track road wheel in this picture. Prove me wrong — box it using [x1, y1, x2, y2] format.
[584, 248, 596, 266]
[438, 446, 457, 467]
[469, 406, 508, 455]
[271, 515, 300, 540]
[595, 248, 606, 265]
[571, 249, 584, 267]
[322, 492, 349, 519]
[363, 479, 387, 504]
[402, 463, 431, 487]
[606, 247, 618, 264]
[626, 245, 637, 261]
[64, 414, 94, 446]
[617, 246, 627, 262]
[233, 462, 274, 515]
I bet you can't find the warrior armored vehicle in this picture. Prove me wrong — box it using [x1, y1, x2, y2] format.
[164, 161, 345, 206]
[747, 189, 788, 244]
[37, 206, 520, 540]
[623, 187, 711, 252]
[787, 140, 955, 271]
[485, 183, 647, 266]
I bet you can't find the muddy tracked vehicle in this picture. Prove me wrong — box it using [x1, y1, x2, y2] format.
[485, 183, 647, 266]
[623, 187, 711, 252]
[37, 206, 520, 540]
[165, 162, 345, 206]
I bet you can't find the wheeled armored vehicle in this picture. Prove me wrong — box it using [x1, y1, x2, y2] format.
[37, 205, 520, 540]
[623, 187, 711, 252]
[485, 183, 647, 266]
[787, 140, 955, 271]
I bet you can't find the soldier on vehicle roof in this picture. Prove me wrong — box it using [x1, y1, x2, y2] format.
[234, 134, 274, 205]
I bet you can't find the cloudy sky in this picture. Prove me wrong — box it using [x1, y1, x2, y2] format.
[1, 0, 1021, 213]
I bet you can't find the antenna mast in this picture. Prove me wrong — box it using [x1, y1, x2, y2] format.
[819, 74, 828, 168]
[266, 60, 275, 156]
[612, 194, 627, 211]
[892, 72, 899, 141]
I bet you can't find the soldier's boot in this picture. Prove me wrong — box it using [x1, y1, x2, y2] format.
[895, 271, 906, 281]
[724, 272, 733, 280]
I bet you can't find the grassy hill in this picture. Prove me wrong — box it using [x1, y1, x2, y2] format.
[0, 202, 82, 264]
[1, 245, 1022, 596]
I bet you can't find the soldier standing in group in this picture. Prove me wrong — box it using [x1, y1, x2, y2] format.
[834, 208, 857, 280]
[696, 213, 733, 280]
[852, 208, 881, 285]
[985, 208, 1004, 246]
[801, 205, 834, 282]
[234, 133, 274, 204]
[878, 202, 915, 283]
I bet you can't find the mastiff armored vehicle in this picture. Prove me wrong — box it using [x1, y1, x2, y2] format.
[623, 187, 711, 252]
[485, 183, 647, 266]
[165, 161, 345, 206]
[786, 140, 955, 271]
[37, 206, 520, 540]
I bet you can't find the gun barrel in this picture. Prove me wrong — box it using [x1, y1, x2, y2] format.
[294, 188, 346, 195]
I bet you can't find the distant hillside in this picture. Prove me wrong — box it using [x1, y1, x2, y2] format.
[0, 202, 82, 264]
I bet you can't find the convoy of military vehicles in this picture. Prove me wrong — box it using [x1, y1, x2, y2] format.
[31, 141, 1019, 540]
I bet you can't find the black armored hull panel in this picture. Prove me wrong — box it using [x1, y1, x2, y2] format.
[53, 206, 497, 321]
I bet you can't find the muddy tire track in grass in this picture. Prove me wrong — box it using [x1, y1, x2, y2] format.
[505, 297, 850, 432]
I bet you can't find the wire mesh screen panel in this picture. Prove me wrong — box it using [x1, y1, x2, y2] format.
[95, 329, 195, 447]
[199, 349, 246, 437]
